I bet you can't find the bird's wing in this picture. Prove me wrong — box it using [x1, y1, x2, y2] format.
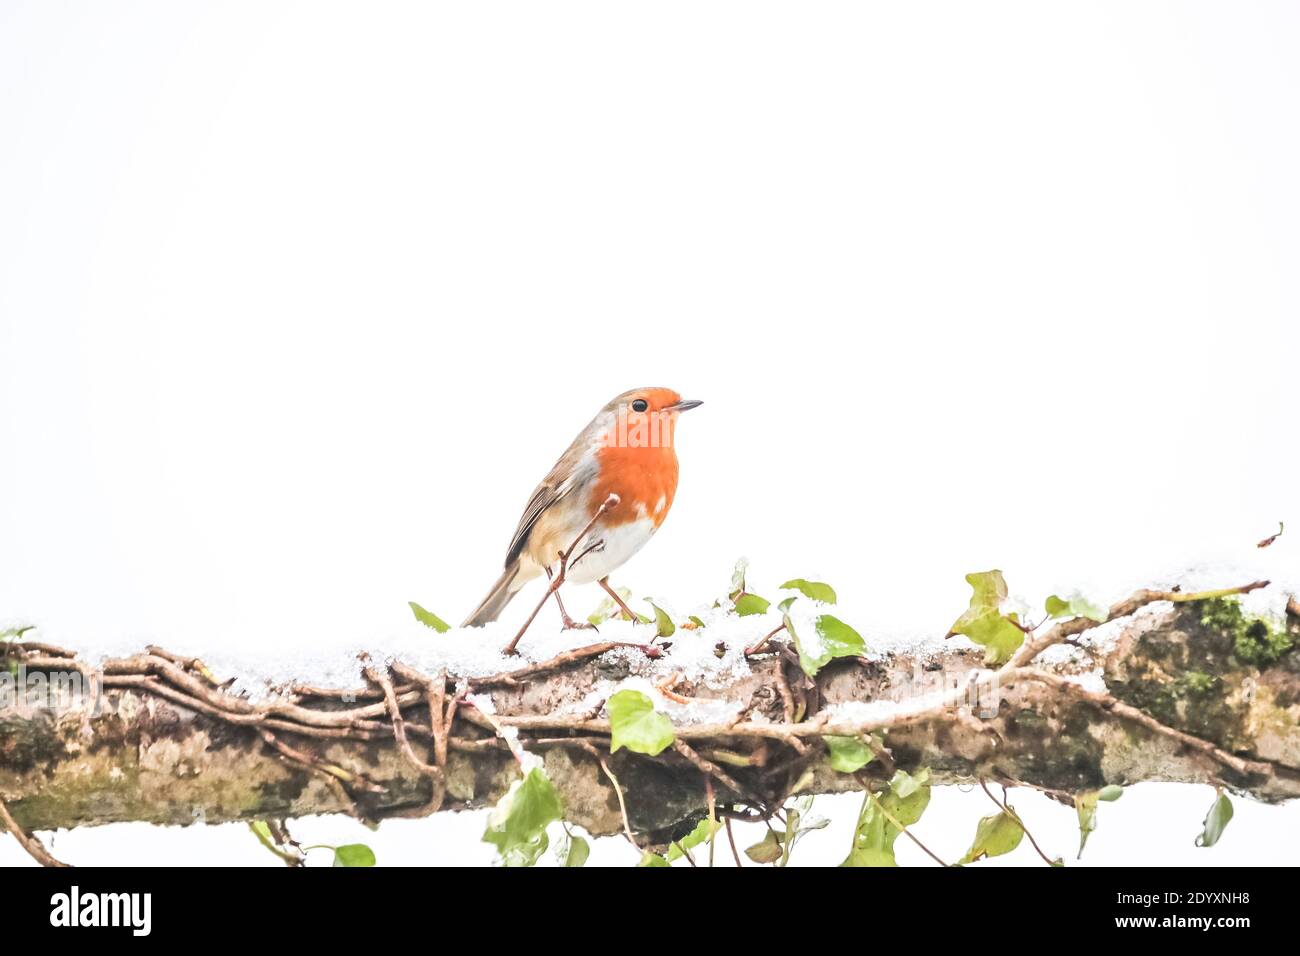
[504, 478, 569, 566]
[503, 446, 598, 567]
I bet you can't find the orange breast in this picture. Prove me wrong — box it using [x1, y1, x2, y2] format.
[591, 441, 679, 528]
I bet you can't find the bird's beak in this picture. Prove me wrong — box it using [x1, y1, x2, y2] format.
[666, 399, 703, 413]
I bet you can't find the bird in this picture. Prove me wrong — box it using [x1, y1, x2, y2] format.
[463, 387, 702, 637]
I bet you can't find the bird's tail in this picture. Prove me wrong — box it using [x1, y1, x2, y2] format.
[462, 563, 524, 627]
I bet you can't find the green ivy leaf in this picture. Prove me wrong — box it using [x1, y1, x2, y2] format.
[745, 830, 784, 865]
[816, 616, 865, 660]
[1045, 592, 1107, 623]
[608, 689, 675, 756]
[638, 850, 670, 867]
[666, 818, 720, 862]
[1075, 792, 1097, 858]
[1073, 789, 1118, 858]
[948, 570, 1025, 665]
[842, 846, 897, 867]
[408, 601, 450, 633]
[789, 612, 865, 677]
[891, 768, 927, 800]
[644, 600, 676, 638]
[841, 769, 932, 867]
[482, 767, 564, 867]
[1074, 784, 1122, 858]
[1196, 792, 1234, 848]
[959, 810, 1024, 864]
[561, 834, 589, 867]
[780, 579, 837, 604]
[729, 558, 750, 599]
[249, 821, 287, 861]
[688, 615, 706, 628]
[333, 843, 376, 867]
[0, 625, 35, 641]
[733, 593, 771, 616]
[824, 735, 875, 773]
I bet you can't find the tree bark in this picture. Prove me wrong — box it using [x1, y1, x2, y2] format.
[2, 599, 1297, 844]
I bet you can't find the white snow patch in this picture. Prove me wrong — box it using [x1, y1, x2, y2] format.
[14, 606, 760, 702]
[1059, 669, 1108, 694]
[6, 557, 1293, 704]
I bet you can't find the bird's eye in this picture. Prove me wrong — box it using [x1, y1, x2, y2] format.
[631, 399, 648, 412]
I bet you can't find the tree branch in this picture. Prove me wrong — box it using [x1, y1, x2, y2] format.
[2, 585, 1297, 850]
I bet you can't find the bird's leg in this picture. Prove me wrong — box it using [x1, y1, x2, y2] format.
[502, 493, 620, 655]
[547, 567, 596, 631]
[502, 573, 563, 656]
[598, 577, 645, 624]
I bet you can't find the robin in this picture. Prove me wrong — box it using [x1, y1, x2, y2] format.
[463, 387, 702, 649]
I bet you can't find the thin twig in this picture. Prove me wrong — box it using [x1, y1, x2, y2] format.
[978, 779, 1057, 866]
[257, 729, 386, 794]
[599, 759, 638, 849]
[390, 662, 451, 768]
[673, 740, 756, 803]
[431, 669, 450, 768]
[724, 818, 743, 867]
[746, 624, 787, 657]
[1, 640, 76, 657]
[0, 796, 70, 867]
[1007, 580, 1269, 670]
[289, 682, 394, 701]
[1257, 522, 1284, 549]
[867, 789, 950, 867]
[105, 674, 391, 739]
[705, 775, 717, 868]
[462, 698, 531, 766]
[772, 656, 796, 725]
[365, 666, 443, 777]
[655, 672, 694, 704]
[145, 645, 222, 686]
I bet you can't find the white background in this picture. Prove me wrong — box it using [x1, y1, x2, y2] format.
[2, 1, 1297, 866]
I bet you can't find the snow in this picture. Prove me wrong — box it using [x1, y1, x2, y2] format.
[1059, 669, 1109, 694]
[2, 558, 1293, 709]
[0, 600, 760, 703]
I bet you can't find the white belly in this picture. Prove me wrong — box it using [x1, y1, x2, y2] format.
[565, 518, 658, 584]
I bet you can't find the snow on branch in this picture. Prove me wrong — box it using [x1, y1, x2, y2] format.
[1, 578, 1298, 867]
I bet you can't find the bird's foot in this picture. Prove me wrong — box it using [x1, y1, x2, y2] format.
[560, 613, 599, 632]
